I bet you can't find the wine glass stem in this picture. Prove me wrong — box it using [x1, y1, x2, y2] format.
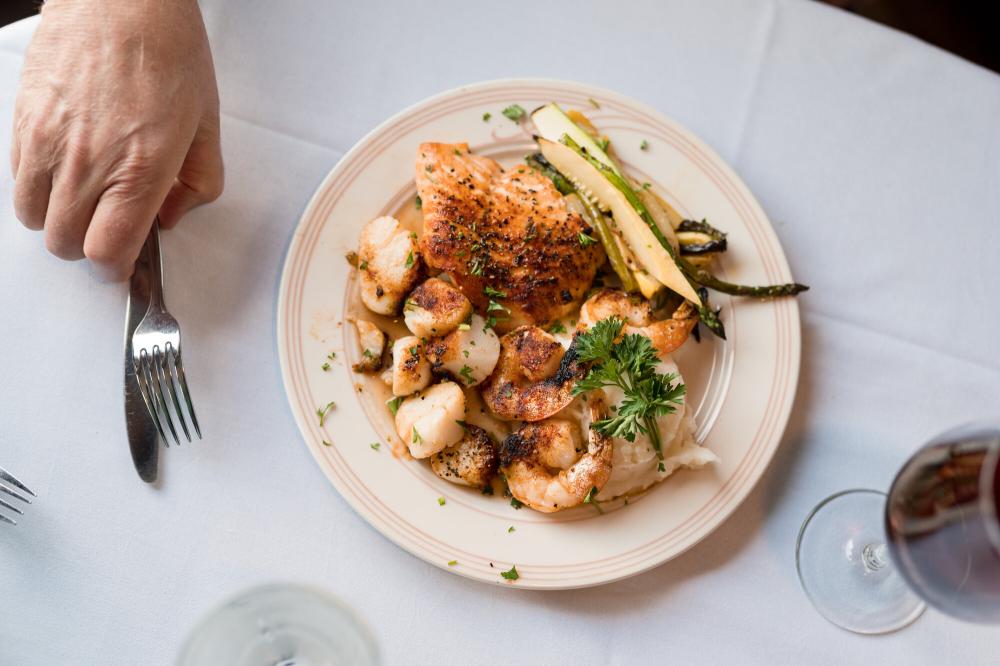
[862, 542, 889, 572]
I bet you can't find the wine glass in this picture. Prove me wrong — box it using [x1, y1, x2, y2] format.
[177, 583, 379, 666]
[796, 423, 1000, 634]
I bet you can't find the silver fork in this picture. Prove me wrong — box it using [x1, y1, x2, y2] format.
[0, 467, 35, 526]
[131, 220, 202, 446]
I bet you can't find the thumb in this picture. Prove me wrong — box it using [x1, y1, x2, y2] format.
[157, 116, 224, 229]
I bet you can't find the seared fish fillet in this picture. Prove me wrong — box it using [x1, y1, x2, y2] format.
[416, 143, 603, 332]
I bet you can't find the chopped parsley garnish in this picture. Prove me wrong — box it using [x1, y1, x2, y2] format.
[408, 346, 419, 357]
[403, 298, 419, 312]
[386, 396, 403, 416]
[359, 260, 368, 270]
[597, 138, 610, 152]
[457, 322, 471, 331]
[642, 182, 652, 190]
[481, 484, 494, 495]
[412, 427, 423, 445]
[640, 139, 649, 151]
[362, 349, 375, 359]
[469, 258, 485, 277]
[510, 497, 524, 510]
[501, 565, 519, 580]
[448, 559, 458, 566]
[424, 164, 433, 172]
[327, 351, 337, 360]
[404, 251, 415, 269]
[437, 496, 446, 506]
[549, 321, 567, 334]
[415, 195, 422, 210]
[501, 104, 526, 122]
[322, 440, 333, 447]
[455, 419, 468, 429]
[483, 286, 507, 298]
[321, 362, 330, 371]
[370, 442, 381, 451]
[507, 526, 515, 533]
[316, 401, 336, 427]
[485, 298, 510, 329]
[459, 365, 475, 385]
[572, 317, 686, 459]
[658, 461, 666, 473]
[345, 251, 359, 267]
[583, 486, 605, 514]
[482, 112, 491, 122]
[588, 97, 601, 109]
[578, 232, 597, 247]
[462, 349, 470, 358]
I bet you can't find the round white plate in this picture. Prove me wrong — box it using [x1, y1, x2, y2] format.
[277, 79, 800, 589]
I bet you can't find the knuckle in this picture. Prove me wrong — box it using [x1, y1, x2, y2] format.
[22, 122, 53, 149]
[201, 169, 225, 201]
[44, 230, 84, 261]
[63, 138, 92, 170]
[13, 190, 45, 231]
[82, 234, 121, 268]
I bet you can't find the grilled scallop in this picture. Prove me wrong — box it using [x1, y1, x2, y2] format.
[358, 215, 423, 315]
[391, 336, 431, 396]
[394, 381, 466, 458]
[351, 319, 386, 372]
[403, 277, 473, 338]
[415, 143, 604, 332]
[430, 424, 499, 489]
[424, 315, 500, 387]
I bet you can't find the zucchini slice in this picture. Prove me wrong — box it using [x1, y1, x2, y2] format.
[531, 103, 621, 176]
[537, 137, 702, 304]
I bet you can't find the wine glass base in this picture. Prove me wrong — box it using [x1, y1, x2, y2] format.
[796, 489, 926, 634]
[177, 583, 379, 666]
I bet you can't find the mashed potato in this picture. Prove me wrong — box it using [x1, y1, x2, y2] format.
[594, 360, 718, 501]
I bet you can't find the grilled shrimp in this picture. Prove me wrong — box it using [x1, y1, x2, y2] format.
[577, 288, 697, 356]
[352, 319, 386, 372]
[394, 381, 466, 458]
[480, 326, 586, 422]
[358, 216, 423, 315]
[425, 315, 500, 387]
[404, 277, 473, 338]
[430, 424, 499, 489]
[500, 393, 612, 513]
[391, 336, 431, 396]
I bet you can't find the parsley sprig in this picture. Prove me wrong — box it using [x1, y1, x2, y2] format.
[571, 317, 686, 459]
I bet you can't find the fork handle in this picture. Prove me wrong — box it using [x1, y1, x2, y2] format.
[145, 218, 165, 311]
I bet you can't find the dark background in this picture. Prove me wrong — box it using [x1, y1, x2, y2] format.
[1, 1, 998, 74]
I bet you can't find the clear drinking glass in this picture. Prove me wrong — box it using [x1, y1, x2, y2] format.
[796, 423, 1000, 634]
[177, 583, 379, 666]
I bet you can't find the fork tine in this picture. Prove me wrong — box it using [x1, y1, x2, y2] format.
[0, 512, 15, 526]
[154, 346, 190, 443]
[142, 348, 179, 446]
[146, 347, 180, 446]
[0, 484, 31, 504]
[135, 353, 169, 447]
[169, 343, 201, 439]
[0, 467, 34, 497]
[0, 496, 24, 516]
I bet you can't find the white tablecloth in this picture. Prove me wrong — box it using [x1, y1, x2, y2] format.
[2, 1, 998, 663]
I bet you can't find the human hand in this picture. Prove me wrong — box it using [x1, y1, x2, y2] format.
[11, 0, 223, 281]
